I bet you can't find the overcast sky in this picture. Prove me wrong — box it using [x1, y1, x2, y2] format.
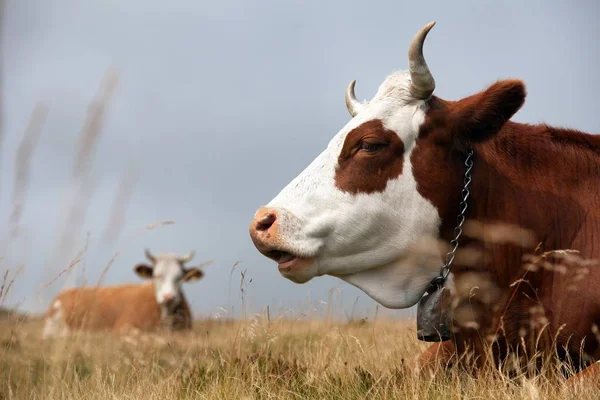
[1, 0, 598, 320]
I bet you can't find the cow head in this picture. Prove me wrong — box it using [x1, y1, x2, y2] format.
[134, 249, 204, 309]
[249, 22, 526, 309]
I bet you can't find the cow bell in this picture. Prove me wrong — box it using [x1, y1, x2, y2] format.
[416, 282, 452, 342]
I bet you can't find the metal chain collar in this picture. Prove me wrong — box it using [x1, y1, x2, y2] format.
[427, 147, 475, 292]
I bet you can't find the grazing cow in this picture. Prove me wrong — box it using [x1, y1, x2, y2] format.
[42, 250, 205, 338]
[249, 22, 600, 379]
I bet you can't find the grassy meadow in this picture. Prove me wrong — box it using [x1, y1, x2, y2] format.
[1, 310, 599, 399]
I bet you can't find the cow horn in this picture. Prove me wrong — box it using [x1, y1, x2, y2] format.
[345, 80, 364, 117]
[145, 248, 156, 263]
[179, 251, 195, 263]
[408, 21, 436, 100]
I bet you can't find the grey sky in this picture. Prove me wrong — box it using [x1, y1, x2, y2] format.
[2, 0, 598, 319]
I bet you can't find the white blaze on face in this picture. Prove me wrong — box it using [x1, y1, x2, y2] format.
[264, 72, 444, 308]
[151, 256, 185, 306]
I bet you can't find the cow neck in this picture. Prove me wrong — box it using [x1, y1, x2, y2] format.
[416, 147, 473, 342]
[417, 120, 600, 342]
[449, 122, 600, 286]
[426, 147, 474, 293]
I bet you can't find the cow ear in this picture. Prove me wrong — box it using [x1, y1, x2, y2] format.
[183, 268, 204, 282]
[451, 79, 526, 143]
[134, 263, 154, 279]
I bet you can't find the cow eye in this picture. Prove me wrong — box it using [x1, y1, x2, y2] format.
[359, 141, 386, 153]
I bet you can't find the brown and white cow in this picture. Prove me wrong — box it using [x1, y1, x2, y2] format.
[249, 22, 600, 379]
[42, 249, 205, 338]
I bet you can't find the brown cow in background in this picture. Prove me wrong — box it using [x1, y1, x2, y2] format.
[42, 249, 206, 337]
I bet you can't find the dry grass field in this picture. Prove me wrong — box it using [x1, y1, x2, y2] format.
[1, 311, 599, 399]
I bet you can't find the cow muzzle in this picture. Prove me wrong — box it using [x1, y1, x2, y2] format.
[249, 207, 316, 282]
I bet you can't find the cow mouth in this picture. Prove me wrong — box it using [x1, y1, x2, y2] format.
[263, 250, 316, 277]
[265, 250, 298, 270]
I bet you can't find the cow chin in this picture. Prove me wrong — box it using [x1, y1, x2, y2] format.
[158, 298, 179, 312]
[277, 257, 318, 283]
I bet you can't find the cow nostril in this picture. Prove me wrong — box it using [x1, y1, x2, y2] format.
[162, 293, 175, 303]
[256, 213, 277, 232]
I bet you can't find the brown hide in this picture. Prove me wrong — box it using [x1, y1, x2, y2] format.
[412, 80, 600, 373]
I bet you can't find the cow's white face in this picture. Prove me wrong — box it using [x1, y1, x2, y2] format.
[134, 251, 203, 309]
[249, 23, 448, 309]
[250, 70, 443, 309]
[250, 22, 530, 310]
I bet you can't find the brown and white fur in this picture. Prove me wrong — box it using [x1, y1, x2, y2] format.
[42, 249, 205, 338]
[249, 22, 600, 380]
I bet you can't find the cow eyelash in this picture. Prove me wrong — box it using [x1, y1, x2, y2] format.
[359, 141, 386, 152]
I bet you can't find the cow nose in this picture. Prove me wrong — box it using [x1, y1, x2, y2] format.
[255, 211, 277, 232]
[249, 207, 280, 253]
[161, 293, 176, 304]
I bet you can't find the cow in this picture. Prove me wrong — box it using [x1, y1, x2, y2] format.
[249, 21, 600, 381]
[42, 249, 205, 338]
